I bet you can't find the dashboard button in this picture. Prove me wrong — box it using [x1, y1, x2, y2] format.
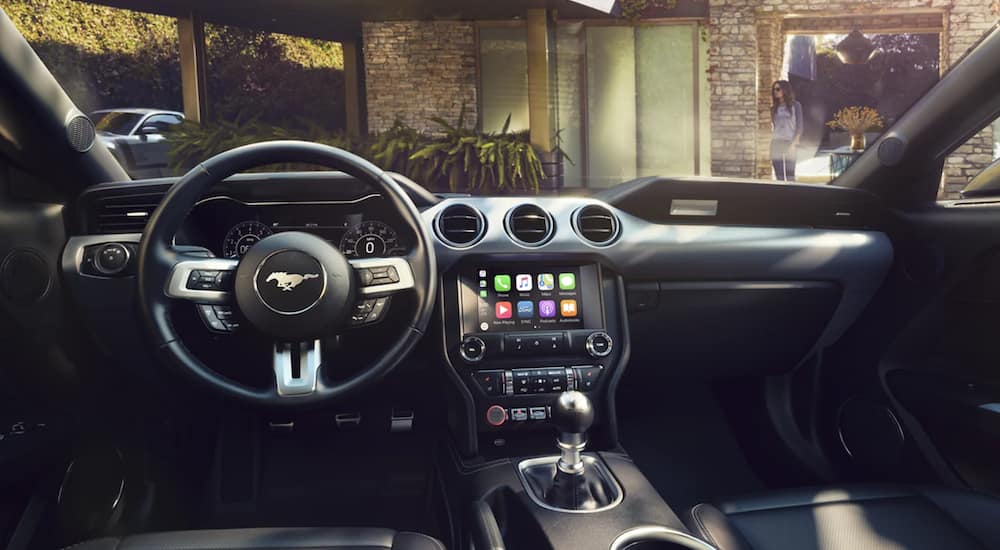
[529, 407, 548, 421]
[510, 408, 528, 422]
[574, 365, 603, 391]
[473, 371, 504, 396]
[486, 405, 507, 427]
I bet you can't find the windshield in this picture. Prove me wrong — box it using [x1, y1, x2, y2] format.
[5, 0, 998, 197]
[92, 112, 142, 135]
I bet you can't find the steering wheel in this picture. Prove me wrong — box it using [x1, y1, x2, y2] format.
[136, 141, 437, 408]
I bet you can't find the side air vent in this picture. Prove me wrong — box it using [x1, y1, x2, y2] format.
[435, 203, 486, 247]
[574, 204, 620, 246]
[504, 204, 554, 246]
[89, 191, 166, 233]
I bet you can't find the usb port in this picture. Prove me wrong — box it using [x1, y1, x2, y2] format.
[529, 407, 547, 421]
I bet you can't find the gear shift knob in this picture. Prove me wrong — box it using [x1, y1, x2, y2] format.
[552, 391, 594, 435]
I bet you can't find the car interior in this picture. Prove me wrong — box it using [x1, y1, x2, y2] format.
[2, 8, 1000, 550]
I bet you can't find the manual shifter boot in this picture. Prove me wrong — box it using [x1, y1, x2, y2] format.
[545, 468, 610, 510]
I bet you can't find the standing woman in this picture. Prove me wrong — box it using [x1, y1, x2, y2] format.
[770, 80, 803, 181]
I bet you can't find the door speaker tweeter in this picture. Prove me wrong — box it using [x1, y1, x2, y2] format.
[0, 248, 51, 305]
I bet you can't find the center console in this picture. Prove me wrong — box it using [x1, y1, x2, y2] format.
[442, 261, 624, 443]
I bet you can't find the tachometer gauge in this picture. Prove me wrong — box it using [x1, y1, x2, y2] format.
[340, 221, 400, 258]
[223, 221, 273, 258]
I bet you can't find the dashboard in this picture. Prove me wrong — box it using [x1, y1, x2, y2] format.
[179, 194, 410, 260]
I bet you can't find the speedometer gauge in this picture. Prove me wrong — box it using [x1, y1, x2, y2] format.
[223, 221, 272, 258]
[340, 221, 400, 258]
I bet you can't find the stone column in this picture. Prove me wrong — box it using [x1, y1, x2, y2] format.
[708, 1, 759, 178]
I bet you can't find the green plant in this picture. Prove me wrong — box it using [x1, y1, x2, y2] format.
[167, 107, 544, 194]
[410, 108, 542, 193]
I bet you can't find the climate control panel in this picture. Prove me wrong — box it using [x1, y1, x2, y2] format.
[471, 365, 604, 397]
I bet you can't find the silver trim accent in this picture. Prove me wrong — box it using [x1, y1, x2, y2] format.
[195, 193, 382, 207]
[669, 199, 719, 217]
[610, 526, 720, 550]
[459, 336, 486, 363]
[571, 205, 621, 247]
[93, 242, 131, 275]
[556, 434, 587, 475]
[503, 204, 555, 248]
[274, 340, 321, 397]
[979, 403, 1000, 414]
[165, 257, 239, 304]
[350, 256, 416, 296]
[516, 455, 624, 514]
[585, 331, 614, 358]
[434, 203, 487, 249]
[252, 250, 328, 315]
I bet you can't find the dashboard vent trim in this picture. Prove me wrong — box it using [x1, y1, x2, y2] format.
[90, 191, 166, 233]
[504, 204, 554, 247]
[435, 203, 486, 247]
[573, 204, 620, 246]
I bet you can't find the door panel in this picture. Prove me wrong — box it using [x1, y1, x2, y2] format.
[879, 203, 1000, 494]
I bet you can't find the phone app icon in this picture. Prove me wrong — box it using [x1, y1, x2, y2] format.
[537, 273, 554, 291]
[479, 290, 488, 298]
[539, 300, 557, 318]
[495, 301, 512, 319]
[494, 274, 511, 292]
[515, 274, 532, 291]
[517, 301, 534, 318]
[558, 273, 576, 290]
[560, 299, 578, 317]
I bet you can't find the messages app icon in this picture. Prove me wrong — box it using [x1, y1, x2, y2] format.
[559, 273, 576, 290]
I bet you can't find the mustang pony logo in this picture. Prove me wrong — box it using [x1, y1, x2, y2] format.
[265, 272, 320, 291]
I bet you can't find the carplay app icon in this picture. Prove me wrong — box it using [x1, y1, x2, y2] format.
[559, 273, 576, 290]
[515, 274, 532, 291]
[537, 273, 554, 291]
[494, 275, 511, 292]
[539, 300, 556, 318]
[517, 301, 534, 318]
[495, 301, 512, 319]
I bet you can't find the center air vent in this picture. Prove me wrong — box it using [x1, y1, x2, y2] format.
[435, 204, 486, 247]
[505, 204, 554, 246]
[574, 204, 620, 246]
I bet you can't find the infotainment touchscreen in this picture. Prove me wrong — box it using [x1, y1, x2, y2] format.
[460, 264, 603, 333]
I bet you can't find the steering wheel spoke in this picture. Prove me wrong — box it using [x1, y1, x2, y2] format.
[164, 255, 239, 305]
[273, 340, 322, 397]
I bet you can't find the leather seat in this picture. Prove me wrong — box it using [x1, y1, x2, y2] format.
[64, 527, 445, 550]
[684, 485, 1000, 550]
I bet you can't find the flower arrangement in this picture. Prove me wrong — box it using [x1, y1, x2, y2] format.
[826, 106, 884, 151]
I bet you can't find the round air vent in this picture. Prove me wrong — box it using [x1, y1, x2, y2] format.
[435, 204, 486, 247]
[574, 204, 620, 246]
[504, 204, 554, 246]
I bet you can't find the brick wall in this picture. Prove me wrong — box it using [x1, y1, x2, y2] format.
[708, 0, 996, 195]
[362, 21, 478, 134]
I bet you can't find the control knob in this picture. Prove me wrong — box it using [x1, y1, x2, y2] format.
[460, 336, 486, 363]
[585, 331, 613, 358]
[94, 243, 130, 275]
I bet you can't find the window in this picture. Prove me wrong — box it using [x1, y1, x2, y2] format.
[939, 116, 1000, 201]
[93, 112, 143, 136]
[142, 114, 184, 133]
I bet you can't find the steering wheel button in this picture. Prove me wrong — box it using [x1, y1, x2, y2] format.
[367, 297, 390, 321]
[358, 268, 375, 286]
[386, 266, 399, 282]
